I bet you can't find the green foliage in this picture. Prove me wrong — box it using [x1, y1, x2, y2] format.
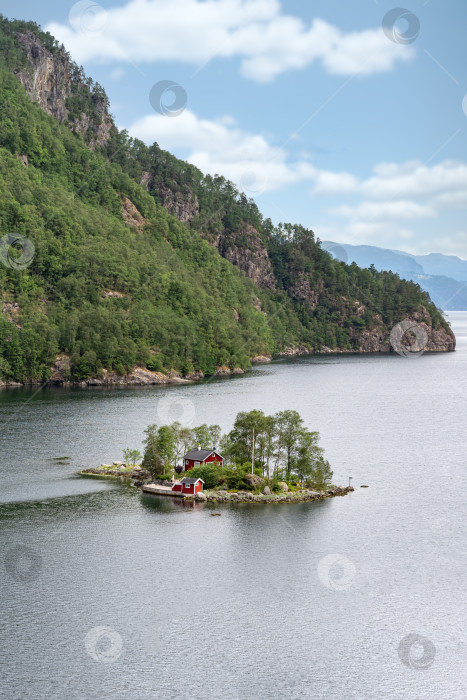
[185, 463, 220, 489]
[275, 410, 304, 479]
[0, 17, 451, 384]
[293, 430, 332, 488]
[0, 67, 276, 381]
[149, 410, 332, 488]
[223, 409, 333, 486]
[306, 456, 334, 490]
[154, 425, 176, 469]
[141, 424, 164, 479]
[123, 448, 142, 466]
[221, 464, 250, 490]
[191, 424, 222, 450]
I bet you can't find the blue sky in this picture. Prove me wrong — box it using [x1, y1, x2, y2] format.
[4, 0, 467, 257]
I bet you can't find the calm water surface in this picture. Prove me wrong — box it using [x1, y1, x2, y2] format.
[0, 313, 466, 699]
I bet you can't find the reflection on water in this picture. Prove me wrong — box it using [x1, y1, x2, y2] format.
[0, 313, 466, 699]
[140, 493, 204, 513]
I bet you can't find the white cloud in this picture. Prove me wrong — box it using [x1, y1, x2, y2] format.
[316, 221, 417, 252]
[312, 170, 360, 196]
[311, 160, 467, 203]
[127, 109, 316, 192]
[128, 109, 467, 208]
[361, 161, 467, 201]
[313, 160, 467, 254]
[331, 200, 436, 221]
[47, 0, 413, 82]
[431, 231, 467, 257]
[311, 158, 467, 232]
[127, 108, 467, 255]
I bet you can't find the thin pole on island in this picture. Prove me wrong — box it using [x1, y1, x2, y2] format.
[251, 428, 255, 475]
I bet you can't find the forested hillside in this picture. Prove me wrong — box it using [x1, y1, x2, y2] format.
[0, 16, 455, 385]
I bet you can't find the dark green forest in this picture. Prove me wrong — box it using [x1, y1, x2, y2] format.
[0, 16, 450, 383]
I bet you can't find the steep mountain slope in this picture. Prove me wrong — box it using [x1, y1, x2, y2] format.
[333, 243, 467, 310]
[0, 17, 455, 385]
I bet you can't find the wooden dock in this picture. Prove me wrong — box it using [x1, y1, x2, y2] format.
[141, 484, 185, 498]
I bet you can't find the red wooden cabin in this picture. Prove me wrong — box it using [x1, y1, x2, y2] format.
[172, 477, 204, 495]
[183, 448, 223, 472]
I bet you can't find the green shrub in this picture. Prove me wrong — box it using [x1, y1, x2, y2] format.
[146, 356, 164, 372]
[185, 463, 221, 489]
[224, 464, 252, 490]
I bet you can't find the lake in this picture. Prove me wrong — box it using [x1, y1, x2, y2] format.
[1, 313, 466, 699]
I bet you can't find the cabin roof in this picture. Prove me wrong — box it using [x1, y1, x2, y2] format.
[183, 448, 221, 461]
[180, 477, 205, 485]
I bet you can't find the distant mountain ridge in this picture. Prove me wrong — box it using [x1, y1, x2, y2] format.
[326, 244, 467, 310]
[410, 253, 467, 283]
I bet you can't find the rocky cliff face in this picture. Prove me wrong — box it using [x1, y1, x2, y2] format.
[336, 305, 455, 354]
[159, 183, 199, 223]
[70, 103, 113, 149]
[139, 175, 200, 223]
[274, 304, 455, 356]
[404, 307, 456, 352]
[218, 225, 276, 290]
[14, 32, 112, 147]
[289, 276, 321, 309]
[16, 32, 71, 123]
[121, 196, 147, 232]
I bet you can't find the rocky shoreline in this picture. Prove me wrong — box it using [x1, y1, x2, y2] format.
[0, 309, 456, 389]
[0, 364, 246, 389]
[79, 465, 354, 505]
[184, 485, 354, 504]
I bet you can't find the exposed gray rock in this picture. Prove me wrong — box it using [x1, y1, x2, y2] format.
[217, 225, 276, 290]
[159, 184, 199, 223]
[289, 277, 320, 309]
[244, 473, 266, 490]
[14, 32, 113, 149]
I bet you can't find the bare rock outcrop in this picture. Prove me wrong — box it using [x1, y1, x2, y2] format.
[71, 104, 113, 148]
[290, 277, 320, 309]
[218, 225, 276, 290]
[214, 365, 245, 377]
[84, 367, 188, 387]
[277, 344, 310, 357]
[16, 32, 71, 123]
[403, 307, 455, 352]
[159, 184, 199, 223]
[121, 196, 147, 232]
[49, 355, 71, 383]
[14, 32, 113, 148]
[251, 355, 272, 363]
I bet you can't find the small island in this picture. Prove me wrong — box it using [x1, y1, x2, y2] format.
[80, 410, 355, 504]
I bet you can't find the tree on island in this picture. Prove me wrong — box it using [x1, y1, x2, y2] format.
[142, 424, 170, 479]
[275, 410, 304, 480]
[293, 430, 331, 488]
[122, 448, 142, 467]
[141, 409, 333, 489]
[169, 422, 192, 466]
[222, 410, 268, 464]
[191, 423, 222, 450]
[223, 410, 333, 488]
